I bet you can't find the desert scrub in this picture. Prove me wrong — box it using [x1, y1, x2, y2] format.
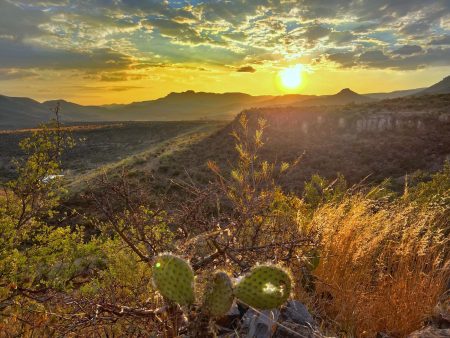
[306, 189, 449, 337]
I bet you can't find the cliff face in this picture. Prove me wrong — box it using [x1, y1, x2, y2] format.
[273, 111, 449, 134]
[246, 93, 450, 135]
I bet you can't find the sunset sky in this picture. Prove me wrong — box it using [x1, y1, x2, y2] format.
[1, 0, 450, 104]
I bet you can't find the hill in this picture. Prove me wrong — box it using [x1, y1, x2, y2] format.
[0, 95, 52, 128]
[152, 94, 450, 195]
[105, 91, 274, 121]
[364, 88, 425, 100]
[419, 75, 450, 94]
[300, 88, 375, 106]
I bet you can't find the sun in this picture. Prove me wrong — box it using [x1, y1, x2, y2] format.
[278, 64, 304, 90]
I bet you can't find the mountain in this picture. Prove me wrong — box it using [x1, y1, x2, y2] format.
[299, 88, 375, 106]
[419, 75, 450, 94]
[256, 94, 316, 107]
[41, 100, 112, 121]
[2, 75, 450, 129]
[0, 91, 315, 128]
[0, 95, 52, 129]
[364, 88, 425, 100]
[106, 91, 274, 121]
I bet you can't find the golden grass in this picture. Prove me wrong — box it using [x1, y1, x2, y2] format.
[307, 195, 449, 337]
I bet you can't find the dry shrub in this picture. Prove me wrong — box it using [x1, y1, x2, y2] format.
[308, 194, 449, 337]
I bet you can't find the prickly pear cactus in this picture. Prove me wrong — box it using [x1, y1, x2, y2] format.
[234, 265, 291, 310]
[152, 253, 195, 305]
[202, 271, 234, 317]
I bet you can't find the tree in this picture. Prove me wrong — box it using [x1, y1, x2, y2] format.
[0, 107, 101, 336]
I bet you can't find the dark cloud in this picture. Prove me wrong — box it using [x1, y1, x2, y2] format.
[326, 51, 356, 67]
[0, 1, 49, 40]
[0, 39, 132, 70]
[236, 66, 256, 73]
[399, 20, 433, 36]
[144, 18, 211, 45]
[392, 45, 423, 55]
[328, 47, 450, 70]
[303, 24, 331, 43]
[429, 35, 450, 45]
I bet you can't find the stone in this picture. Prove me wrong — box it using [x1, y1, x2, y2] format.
[280, 300, 315, 326]
[241, 308, 280, 338]
[407, 326, 450, 338]
[274, 301, 321, 338]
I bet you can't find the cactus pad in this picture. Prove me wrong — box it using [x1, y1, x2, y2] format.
[202, 271, 234, 317]
[234, 265, 291, 309]
[152, 254, 195, 305]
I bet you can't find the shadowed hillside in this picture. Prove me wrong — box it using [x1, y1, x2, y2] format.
[419, 75, 450, 94]
[153, 94, 450, 194]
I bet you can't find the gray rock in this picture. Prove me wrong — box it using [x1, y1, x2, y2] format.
[233, 301, 325, 338]
[274, 301, 324, 338]
[407, 326, 450, 338]
[241, 309, 280, 338]
[281, 300, 315, 326]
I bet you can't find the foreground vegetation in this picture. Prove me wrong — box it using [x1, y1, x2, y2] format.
[0, 114, 448, 337]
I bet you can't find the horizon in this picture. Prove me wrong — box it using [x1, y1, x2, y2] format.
[1, 1, 450, 105]
[2, 76, 447, 106]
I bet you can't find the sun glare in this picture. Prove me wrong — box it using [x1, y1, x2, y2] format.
[279, 64, 303, 90]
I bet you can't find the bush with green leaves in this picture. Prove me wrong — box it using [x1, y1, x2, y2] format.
[0, 120, 104, 334]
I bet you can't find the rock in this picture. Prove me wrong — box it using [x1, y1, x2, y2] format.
[407, 326, 450, 338]
[273, 300, 324, 338]
[280, 300, 315, 326]
[274, 301, 324, 338]
[241, 308, 280, 338]
[226, 300, 325, 338]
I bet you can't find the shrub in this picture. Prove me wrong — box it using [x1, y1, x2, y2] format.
[306, 190, 449, 337]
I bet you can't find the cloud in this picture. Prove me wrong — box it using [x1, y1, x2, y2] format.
[0, 1, 49, 40]
[0, 68, 38, 80]
[326, 51, 356, 68]
[328, 31, 356, 45]
[236, 66, 256, 73]
[392, 45, 423, 55]
[0, 38, 133, 70]
[0, 0, 449, 75]
[302, 24, 331, 43]
[429, 35, 450, 45]
[327, 47, 450, 70]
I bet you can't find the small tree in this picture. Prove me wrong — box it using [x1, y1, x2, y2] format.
[0, 106, 101, 336]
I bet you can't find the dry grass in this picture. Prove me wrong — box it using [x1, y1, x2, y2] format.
[306, 194, 449, 337]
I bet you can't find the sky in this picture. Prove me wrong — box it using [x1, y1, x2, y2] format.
[1, 0, 450, 105]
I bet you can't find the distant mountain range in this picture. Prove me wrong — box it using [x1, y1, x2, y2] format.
[1, 76, 450, 129]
